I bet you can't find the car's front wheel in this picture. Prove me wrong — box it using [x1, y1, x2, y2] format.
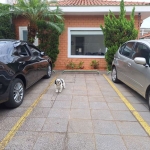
[44, 64, 52, 79]
[111, 67, 120, 83]
[5, 78, 24, 108]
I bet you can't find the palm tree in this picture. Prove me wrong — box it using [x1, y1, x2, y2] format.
[2, 0, 64, 43]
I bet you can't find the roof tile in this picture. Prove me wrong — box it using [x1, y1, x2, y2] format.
[51, 0, 150, 6]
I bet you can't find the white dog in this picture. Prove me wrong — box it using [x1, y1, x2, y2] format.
[55, 78, 65, 93]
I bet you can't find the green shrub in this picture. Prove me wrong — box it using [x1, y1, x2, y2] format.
[100, 0, 138, 70]
[0, 3, 15, 39]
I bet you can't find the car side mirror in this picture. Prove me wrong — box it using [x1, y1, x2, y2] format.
[40, 52, 45, 56]
[134, 57, 146, 65]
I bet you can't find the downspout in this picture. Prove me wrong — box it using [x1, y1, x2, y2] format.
[138, 12, 141, 39]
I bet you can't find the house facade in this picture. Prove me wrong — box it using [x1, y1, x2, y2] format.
[13, 0, 150, 70]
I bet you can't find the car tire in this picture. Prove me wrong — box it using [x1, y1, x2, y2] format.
[44, 64, 52, 79]
[5, 78, 24, 108]
[111, 67, 120, 83]
[147, 89, 150, 111]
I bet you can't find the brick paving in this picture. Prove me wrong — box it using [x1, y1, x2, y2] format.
[0, 71, 150, 150]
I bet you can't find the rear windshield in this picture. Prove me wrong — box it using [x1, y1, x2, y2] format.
[0, 42, 13, 55]
[0, 42, 14, 64]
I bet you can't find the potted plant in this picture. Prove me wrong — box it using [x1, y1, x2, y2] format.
[90, 60, 99, 69]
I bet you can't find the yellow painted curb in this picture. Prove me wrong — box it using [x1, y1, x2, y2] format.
[0, 75, 58, 150]
[103, 74, 150, 136]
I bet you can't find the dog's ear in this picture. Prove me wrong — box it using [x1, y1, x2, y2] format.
[55, 80, 56, 84]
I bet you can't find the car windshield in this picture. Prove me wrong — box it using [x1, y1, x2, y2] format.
[0, 42, 14, 64]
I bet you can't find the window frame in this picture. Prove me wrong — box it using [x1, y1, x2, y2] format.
[19, 26, 38, 46]
[68, 27, 106, 58]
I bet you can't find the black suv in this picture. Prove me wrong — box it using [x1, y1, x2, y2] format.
[0, 39, 52, 108]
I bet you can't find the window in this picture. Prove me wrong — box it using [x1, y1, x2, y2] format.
[29, 46, 40, 56]
[122, 42, 134, 58]
[19, 27, 38, 46]
[68, 28, 106, 58]
[14, 45, 29, 57]
[132, 43, 150, 65]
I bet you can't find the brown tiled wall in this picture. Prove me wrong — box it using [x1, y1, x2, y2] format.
[14, 15, 139, 70]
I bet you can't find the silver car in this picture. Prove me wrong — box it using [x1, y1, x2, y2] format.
[111, 39, 150, 110]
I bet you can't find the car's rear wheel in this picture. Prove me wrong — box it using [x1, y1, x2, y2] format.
[5, 78, 24, 108]
[44, 64, 52, 79]
[111, 67, 120, 83]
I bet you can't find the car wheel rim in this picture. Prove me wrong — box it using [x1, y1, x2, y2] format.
[13, 82, 24, 103]
[48, 65, 51, 76]
[112, 68, 117, 81]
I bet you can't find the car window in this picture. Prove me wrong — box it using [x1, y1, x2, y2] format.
[13, 45, 29, 57]
[121, 42, 134, 58]
[119, 44, 126, 54]
[132, 43, 150, 65]
[29, 46, 40, 56]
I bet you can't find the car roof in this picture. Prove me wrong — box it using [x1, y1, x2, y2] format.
[126, 39, 150, 45]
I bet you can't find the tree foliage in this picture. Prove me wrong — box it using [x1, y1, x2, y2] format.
[100, 0, 138, 70]
[37, 19, 62, 67]
[0, 0, 64, 43]
[0, 3, 15, 39]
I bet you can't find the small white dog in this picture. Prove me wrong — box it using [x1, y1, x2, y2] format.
[55, 78, 65, 93]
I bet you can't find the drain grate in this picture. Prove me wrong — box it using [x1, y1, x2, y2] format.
[62, 70, 100, 74]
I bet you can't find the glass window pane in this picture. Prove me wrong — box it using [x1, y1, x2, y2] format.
[23, 30, 28, 41]
[70, 31, 106, 56]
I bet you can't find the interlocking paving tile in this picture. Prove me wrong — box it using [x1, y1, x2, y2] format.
[36, 100, 53, 108]
[40, 93, 56, 100]
[111, 110, 137, 121]
[68, 119, 93, 133]
[70, 109, 91, 119]
[19, 118, 46, 131]
[125, 96, 146, 104]
[71, 101, 89, 109]
[88, 96, 105, 102]
[101, 91, 118, 97]
[95, 134, 127, 150]
[72, 96, 89, 101]
[0, 117, 20, 130]
[116, 121, 148, 136]
[33, 132, 66, 150]
[6, 107, 27, 117]
[0, 130, 8, 141]
[66, 133, 95, 150]
[138, 111, 150, 122]
[53, 101, 71, 109]
[104, 96, 123, 103]
[42, 118, 68, 132]
[90, 102, 109, 110]
[93, 120, 120, 135]
[91, 110, 114, 120]
[5, 133, 37, 150]
[108, 102, 128, 110]
[123, 136, 150, 150]
[48, 108, 70, 119]
[72, 90, 88, 96]
[56, 95, 72, 101]
[131, 103, 148, 111]
[87, 90, 103, 96]
[29, 107, 51, 118]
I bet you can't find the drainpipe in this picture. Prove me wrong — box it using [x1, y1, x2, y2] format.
[138, 13, 141, 39]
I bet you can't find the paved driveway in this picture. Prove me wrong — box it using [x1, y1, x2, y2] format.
[0, 71, 150, 150]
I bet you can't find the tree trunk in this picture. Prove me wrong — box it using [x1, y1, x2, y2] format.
[27, 24, 37, 43]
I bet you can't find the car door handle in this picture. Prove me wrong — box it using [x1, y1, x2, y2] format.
[128, 62, 131, 67]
